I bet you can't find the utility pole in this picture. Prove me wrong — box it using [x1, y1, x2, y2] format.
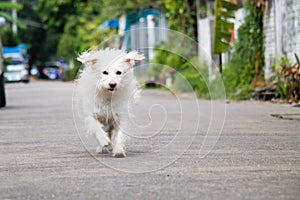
[12, 0, 18, 34]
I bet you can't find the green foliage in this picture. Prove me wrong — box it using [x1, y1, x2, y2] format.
[33, 0, 201, 81]
[0, 1, 26, 47]
[0, 2, 22, 10]
[150, 49, 172, 81]
[271, 55, 291, 76]
[38, 0, 102, 59]
[0, 1, 26, 30]
[222, 1, 265, 99]
[167, 54, 181, 69]
[17, 0, 48, 65]
[275, 80, 288, 100]
[149, 47, 211, 98]
[162, 0, 197, 40]
[38, 0, 91, 32]
[173, 72, 194, 93]
[177, 59, 210, 98]
[29, 0, 201, 81]
[57, 33, 78, 59]
[36, 0, 158, 81]
[1, 28, 20, 46]
[213, 0, 238, 53]
[38, 0, 157, 55]
[271, 55, 290, 100]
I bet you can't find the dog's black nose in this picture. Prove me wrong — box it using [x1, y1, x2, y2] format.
[109, 82, 117, 89]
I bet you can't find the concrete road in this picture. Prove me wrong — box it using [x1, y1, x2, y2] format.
[0, 81, 299, 199]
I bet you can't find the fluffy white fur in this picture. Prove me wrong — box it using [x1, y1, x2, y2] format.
[75, 48, 145, 157]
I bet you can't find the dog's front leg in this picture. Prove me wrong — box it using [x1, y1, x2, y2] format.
[111, 129, 127, 158]
[85, 116, 111, 153]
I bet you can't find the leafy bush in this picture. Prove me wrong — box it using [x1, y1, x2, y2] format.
[176, 59, 210, 98]
[173, 72, 194, 93]
[271, 55, 291, 99]
[278, 54, 300, 103]
[150, 48, 211, 98]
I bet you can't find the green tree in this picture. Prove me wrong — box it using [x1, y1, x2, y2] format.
[17, 0, 48, 67]
[162, 0, 197, 40]
[0, 1, 25, 46]
[37, 0, 88, 59]
[0, 1, 25, 29]
[36, 0, 201, 81]
[38, 0, 159, 58]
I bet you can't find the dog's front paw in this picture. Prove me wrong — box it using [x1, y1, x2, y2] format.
[96, 144, 112, 154]
[112, 150, 126, 158]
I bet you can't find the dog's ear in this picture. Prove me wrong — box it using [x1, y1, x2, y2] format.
[77, 51, 98, 66]
[124, 51, 145, 66]
[77, 51, 90, 63]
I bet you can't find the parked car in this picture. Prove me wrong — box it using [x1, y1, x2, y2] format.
[4, 53, 29, 83]
[40, 62, 62, 80]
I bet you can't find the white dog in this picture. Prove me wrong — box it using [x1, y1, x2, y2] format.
[75, 48, 145, 157]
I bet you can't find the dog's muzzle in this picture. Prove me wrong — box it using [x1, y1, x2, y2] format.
[108, 81, 117, 91]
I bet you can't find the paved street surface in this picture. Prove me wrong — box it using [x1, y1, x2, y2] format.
[0, 81, 299, 199]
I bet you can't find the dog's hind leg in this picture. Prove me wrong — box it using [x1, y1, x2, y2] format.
[85, 116, 111, 152]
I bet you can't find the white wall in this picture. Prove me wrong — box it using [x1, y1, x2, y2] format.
[264, 0, 300, 81]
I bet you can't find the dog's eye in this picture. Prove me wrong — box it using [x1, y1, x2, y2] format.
[116, 71, 122, 75]
[102, 71, 109, 75]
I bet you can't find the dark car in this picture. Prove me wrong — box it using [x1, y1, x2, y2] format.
[40, 62, 62, 80]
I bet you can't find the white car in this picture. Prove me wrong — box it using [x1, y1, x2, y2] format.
[4, 53, 29, 83]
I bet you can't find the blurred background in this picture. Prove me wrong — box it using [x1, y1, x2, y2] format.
[0, 0, 299, 107]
